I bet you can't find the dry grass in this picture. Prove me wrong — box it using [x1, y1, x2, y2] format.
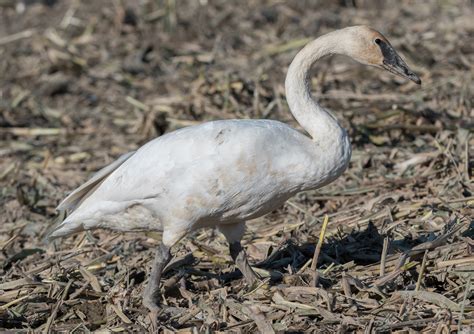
[0, 0, 473, 332]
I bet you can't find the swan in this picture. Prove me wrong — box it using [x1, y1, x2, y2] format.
[50, 26, 420, 312]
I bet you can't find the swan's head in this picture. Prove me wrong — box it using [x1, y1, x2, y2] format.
[345, 26, 421, 84]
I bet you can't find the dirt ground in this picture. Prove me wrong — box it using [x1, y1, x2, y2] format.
[0, 0, 473, 332]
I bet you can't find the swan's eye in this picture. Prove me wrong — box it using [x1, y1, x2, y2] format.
[374, 38, 382, 45]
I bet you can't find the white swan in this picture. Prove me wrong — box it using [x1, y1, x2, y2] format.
[50, 26, 420, 312]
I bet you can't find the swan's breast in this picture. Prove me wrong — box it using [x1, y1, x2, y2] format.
[301, 128, 352, 191]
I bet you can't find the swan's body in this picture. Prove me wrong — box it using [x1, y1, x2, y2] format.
[51, 26, 420, 313]
[54, 119, 349, 234]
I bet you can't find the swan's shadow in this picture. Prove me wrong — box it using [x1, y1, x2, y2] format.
[163, 222, 389, 287]
[162, 219, 473, 290]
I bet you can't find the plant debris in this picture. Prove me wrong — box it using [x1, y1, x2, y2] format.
[0, 0, 472, 332]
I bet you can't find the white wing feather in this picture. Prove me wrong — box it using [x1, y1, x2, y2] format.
[56, 151, 136, 212]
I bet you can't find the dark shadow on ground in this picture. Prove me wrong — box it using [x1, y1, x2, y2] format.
[157, 219, 473, 299]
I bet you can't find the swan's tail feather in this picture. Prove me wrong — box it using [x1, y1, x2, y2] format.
[48, 151, 136, 241]
[46, 214, 84, 241]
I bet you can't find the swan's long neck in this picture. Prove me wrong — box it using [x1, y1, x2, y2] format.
[285, 30, 353, 191]
[285, 31, 347, 142]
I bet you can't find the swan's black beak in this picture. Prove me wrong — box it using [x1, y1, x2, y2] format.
[378, 39, 421, 85]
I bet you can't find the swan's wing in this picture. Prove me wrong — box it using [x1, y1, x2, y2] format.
[56, 151, 136, 213]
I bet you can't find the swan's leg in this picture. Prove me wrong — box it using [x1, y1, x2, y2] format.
[142, 227, 187, 312]
[142, 243, 171, 312]
[218, 222, 260, 285]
